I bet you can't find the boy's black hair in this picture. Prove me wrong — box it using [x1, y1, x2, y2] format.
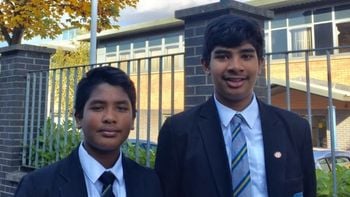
[202, 15, 264, 63]
[74, 66, 136, 119]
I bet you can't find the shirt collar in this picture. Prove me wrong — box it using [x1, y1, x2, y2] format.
[78, 142, 124, 184]
[214, 94, 260, 129]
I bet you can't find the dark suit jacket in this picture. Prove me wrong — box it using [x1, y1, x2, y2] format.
[15, 147, 162, 197]
[155, 97, 316, 197]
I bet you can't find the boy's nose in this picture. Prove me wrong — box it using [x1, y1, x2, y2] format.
[227, 57, 243, 71]
[102, 109, 117, 123]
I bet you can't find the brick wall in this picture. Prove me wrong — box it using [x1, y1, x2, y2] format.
[330, 110, 350, 150]
[0, 45, 55, 196]
[272, 88, 350, 150]
[269, 55, 350, 88]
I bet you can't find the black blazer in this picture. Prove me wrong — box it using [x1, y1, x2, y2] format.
[155, 97, 316, 197]
[15, 147, 162, 197]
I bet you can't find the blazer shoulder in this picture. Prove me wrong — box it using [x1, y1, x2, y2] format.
[123, 156, 157, 177]
[261, 101, 308, 124]
[123, 156, 162, 197]
[14, 156, 68, 197]
[15, 148, 82, 197]
[164, 98, 214, 126]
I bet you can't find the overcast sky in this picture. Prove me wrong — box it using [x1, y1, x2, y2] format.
[118, 0, 220, 26]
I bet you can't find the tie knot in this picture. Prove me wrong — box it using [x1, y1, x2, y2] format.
[99, 171, 116, 186]
[232, 113, 244, 125]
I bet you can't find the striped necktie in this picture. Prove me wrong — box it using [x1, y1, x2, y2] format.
[231, 114, 252, 197]
[99, 171, 116, 197]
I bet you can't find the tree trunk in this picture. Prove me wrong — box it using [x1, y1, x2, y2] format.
[0, 25, 24, 46]
[9, 27, 24, 45]
[0, 25, 12, 46]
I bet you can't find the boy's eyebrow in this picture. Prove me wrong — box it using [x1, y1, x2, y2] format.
[213, 48, 231, 53]
[213, 47, 256, 54]
[88, 99, 130, 105]
[88, 100, 105, 105]
[239, 48, 256, 53]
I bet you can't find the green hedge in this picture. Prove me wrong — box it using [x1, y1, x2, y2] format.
[30, 118, 156, 168]
[316, 166, 350, 196]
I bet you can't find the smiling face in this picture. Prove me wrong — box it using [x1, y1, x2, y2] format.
[76, 83, 134, 158]
[203, 42, 263, 111]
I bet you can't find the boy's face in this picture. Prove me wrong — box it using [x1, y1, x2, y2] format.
[203, 42, 263, 111]
[76, 83, 134, 156]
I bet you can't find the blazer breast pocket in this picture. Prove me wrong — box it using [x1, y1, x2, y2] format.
[285, 176, 303, 196]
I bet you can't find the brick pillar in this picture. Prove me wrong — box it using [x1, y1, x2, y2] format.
[175, 0, 273, 109]
[0, 45, 55, 196]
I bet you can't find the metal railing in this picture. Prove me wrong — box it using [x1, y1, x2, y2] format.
[21, 52, 184, 168]
[21, 46, 350, 195]
[266, 46, 350, 196]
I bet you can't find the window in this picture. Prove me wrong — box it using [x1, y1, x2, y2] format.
[314, 23, 333, 55]
[335, 4, 350, 19]
[290, 28, 312, 57]
[134, 41, 145, 49]
[119, 43, 130, 51]
[62, 29, 77, 40]
[271, 29, 287, 59]
[106, 45, 116, 54]
[164, 46, 183, 71]
[314, 7, 332, 23]
[336, 22, 350, 53]
[264, 32, 270, 53]
[165, 34, 179, 45]
[119, 52, 130, 72]
[105, 44, 116, 62]
[134, 51, 146, 73]
[271, 18, 286, 29]
[288, 10, 311, 26]
[149, 37, 162, 47]
[150, 49, 162, 72]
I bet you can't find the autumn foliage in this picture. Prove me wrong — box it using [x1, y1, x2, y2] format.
[0, 0, 138, 45]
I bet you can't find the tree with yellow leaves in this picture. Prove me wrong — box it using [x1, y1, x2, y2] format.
[0, 0, 138, 45]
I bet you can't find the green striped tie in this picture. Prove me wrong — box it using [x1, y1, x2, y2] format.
[231, 114, 251, 197]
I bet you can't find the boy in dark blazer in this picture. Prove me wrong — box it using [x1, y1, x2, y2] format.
[155, 15, 316, 197]
[15, 66, 163, 197]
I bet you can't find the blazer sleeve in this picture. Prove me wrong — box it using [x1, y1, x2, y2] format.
[300, 119, 316, 197]
[155, 117, 181, 197]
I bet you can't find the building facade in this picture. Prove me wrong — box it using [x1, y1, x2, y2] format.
[248, 0, 350, 150]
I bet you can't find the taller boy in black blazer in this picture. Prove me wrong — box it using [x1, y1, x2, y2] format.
[155, 15, 316, 197]
[15, 67, 162, 197]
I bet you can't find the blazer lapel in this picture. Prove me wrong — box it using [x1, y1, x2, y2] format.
[258, 101, 287, 196]
[197, 97, 232, 197]
[123, 156, 139, 197]
[57, 147, 88, 197]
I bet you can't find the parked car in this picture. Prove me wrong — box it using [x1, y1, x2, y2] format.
[124, 139, 157, 151]
[313, 148, 350, 171]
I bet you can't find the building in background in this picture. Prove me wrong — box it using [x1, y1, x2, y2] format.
[247, 0, 350, 150]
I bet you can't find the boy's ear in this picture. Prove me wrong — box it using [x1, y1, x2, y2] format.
[201, 58, 210, 75]
[74, 113, 82, 129]
[130, 118, 135, 130]
[258, 58, 264, 75]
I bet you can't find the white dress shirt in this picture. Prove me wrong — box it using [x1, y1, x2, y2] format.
[214, 94, 268, 196]
[79, 143, 126, 197]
